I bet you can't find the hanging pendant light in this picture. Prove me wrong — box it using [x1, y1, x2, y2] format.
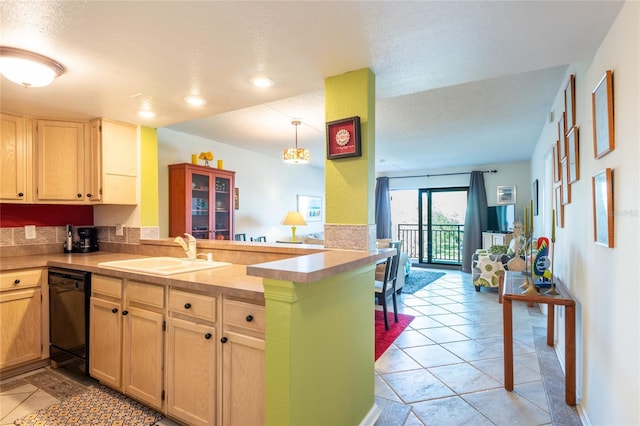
[283, 119, 310, 164]
[0, 47, 66, 88]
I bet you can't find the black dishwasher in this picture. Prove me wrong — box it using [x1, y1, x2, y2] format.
[48, 268, 91, 376]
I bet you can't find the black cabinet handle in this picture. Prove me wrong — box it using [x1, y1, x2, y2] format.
[220, 337, 228, 344]
[13, 279, 20, 285]
[205, 333, 212, 340]
[87, 193, 92, 198]
[184, 303, 192, 309]
[112, 308, 118, 314]
[122, 310, 129, 316]
[77, 193, 82, 198]
[18, 192, 24, 197]
[246, 315, 254, 322]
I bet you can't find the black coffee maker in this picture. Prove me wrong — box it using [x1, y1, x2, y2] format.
[74, 227, 99, 253]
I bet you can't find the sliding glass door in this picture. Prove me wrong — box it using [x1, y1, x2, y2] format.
[418, 188, 467, 265]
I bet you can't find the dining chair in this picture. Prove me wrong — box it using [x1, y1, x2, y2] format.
[251, 236, 267, 242]
[374, 240, 402, 330]
[234, 233, 246, 241]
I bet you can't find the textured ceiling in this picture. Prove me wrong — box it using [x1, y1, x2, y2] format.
[0, 1, 624, 173]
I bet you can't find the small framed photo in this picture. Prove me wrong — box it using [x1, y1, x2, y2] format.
[564, 74, 576, 129]
[297, 194, 322, 222]
[592, 70, 614, 158]
[497, 185, 516, 205]
[326, 116, 361, 160]
[532, 179, 539, 216]
[592, 168, 613, 247]
[554, 185, 564, 228]
[567, 126, 580, 183]
[558, 112, 567, 159]
[561, 157, 571, 205]
[552, 140, 561, 183]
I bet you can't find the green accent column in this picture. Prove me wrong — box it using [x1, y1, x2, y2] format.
[324, 68, 376, 225]
[140, 126, 159, 227]
[264, 266, 374, 425]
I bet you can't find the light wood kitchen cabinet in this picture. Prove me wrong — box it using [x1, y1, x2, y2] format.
[0, 268, 43, 371]
[166, 288, 217, 425]
[221, 298, 265, 426]
[88, 119, 138, 205]
[482, 232, 514, 250]
[35, 119, 87, 202]
[0, 113, 32, 203]
[89, 275, 123, 389]
[169, 163, 235, 240]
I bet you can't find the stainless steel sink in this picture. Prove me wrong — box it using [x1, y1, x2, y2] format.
[98, 257, 231, 276]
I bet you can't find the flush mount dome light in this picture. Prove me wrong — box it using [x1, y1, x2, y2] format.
[0, 46, 66, 88]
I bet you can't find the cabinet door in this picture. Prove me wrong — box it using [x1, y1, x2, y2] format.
[123, 306, 164, 410]
[166, 317, 216, 425]
[86, 120, 102, 202]
[89, 297, 122, 389]
[0, 289, 42, 370]
[0, 113, 29, 202]
[482, 233, 493, 249]
[35, 120, 86, 201]
[221, 331, 264, 426]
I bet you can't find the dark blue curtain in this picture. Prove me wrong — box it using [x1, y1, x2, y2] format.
[375, 177, 392, 239]
[461, 171, 488, 272]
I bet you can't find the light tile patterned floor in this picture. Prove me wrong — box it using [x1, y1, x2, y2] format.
[1, 268, 580, 426]
[374, 267, 581, 426]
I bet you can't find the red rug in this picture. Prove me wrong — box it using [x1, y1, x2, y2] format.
[375, 310, 414, 360]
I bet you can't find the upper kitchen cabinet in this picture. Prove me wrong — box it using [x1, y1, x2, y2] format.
[28, 117, 138, 205]
[88, 119, 138, 205]
[169, 163, 235, 240]
[0, 113, 32, 203]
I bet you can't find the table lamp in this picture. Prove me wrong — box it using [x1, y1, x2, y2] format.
[281, 211, 307, 242]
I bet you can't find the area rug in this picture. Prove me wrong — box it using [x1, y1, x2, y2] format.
[375, 310, 414, 360]
[14, 385, 164, 426]
[402, 269, 446, 294]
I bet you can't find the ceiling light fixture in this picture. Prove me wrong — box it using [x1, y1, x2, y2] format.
[251, 77, 274, 88]
[185, 95, 206, 106]
[0, 46, 66, 88]
[283, 119, 310, 165]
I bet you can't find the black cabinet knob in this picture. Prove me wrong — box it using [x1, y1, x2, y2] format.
[13, 279, 20, 285]
[204, 333, 212, 340]
[122, 310, 129, 316]
[18, 192, 24, 197]
[220, 337, 228, 344]
[246, 315, 254, 322]
[77, 193, 82, 198]
[112, 308, 118, 314]
[184, 303, 192, 309]
[87, 193, 92, 198]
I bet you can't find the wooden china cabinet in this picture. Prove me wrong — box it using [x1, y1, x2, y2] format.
[168, 163, 235, 240]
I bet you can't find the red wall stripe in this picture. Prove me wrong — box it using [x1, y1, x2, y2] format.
[0, 204, 94, 227]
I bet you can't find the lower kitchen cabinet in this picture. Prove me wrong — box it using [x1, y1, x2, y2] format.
[0, 268, 43, 372]
[166, 317, 217, 425]
[89, 296, 123, 388]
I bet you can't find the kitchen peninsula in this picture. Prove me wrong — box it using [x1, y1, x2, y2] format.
[0, 239, 388, 425]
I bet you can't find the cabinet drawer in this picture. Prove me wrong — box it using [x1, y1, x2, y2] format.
[127, 280, 164, 308]
[0, 269, 41, 291]
[92, 274, 122, 299]
[223, 299, 265, 333]
[169, 289, 217, 322]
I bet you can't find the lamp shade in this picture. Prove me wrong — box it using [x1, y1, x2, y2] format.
[0, 47, 65, 87]
[281, 211, 307, 226]
[283, 119, 309, 164]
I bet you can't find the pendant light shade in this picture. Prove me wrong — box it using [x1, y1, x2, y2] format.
[283, 119, 310, 164]
[0, 47, 66, 88]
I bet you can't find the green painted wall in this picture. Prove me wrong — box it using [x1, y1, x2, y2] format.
[324, 68, 376, 225]
[140, 126, 159, 227]
[264, 266, 375, 425]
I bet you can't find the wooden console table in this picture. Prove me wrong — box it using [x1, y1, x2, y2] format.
[502, 271, 576, 405]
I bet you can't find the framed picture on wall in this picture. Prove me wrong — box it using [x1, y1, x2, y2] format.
[297, 194, 322, 222]
[497, 185, 516, 205]
[564, 74, 576, 129]
[558, 112, 567, 159]
[567, 126, 580, 183]
[554, 185, 564, 228]
[326, 116, 362, 160]
[561, 158, 571, 205]
[532, 179, 539, 216]
[592, 70, 615, 158]
[553, 140, 561, 183]
[592, 168, 614, 247]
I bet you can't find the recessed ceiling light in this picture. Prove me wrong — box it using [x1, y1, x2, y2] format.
[251, 77, 274, 88]
[139, 110, 157, 119]
[185, 96, 206, 106]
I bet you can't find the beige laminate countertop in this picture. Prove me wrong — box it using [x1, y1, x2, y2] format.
[0, 248, 389, 303]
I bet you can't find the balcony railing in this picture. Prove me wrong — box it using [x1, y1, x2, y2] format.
[397, 223, 465, 264]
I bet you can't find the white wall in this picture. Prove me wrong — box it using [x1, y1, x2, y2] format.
[383, 160, 532, 222]
[157, 128, 325, 242]
[530, 2, 639, 424]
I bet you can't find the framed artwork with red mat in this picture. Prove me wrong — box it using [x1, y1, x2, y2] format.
[375, 310, 414, 360]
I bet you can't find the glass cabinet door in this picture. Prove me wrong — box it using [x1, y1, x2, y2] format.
[214, 175, 231, 240]
[191, 173, 212, 239]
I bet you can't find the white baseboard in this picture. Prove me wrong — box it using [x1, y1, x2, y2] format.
[359, 403, 381, 426]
